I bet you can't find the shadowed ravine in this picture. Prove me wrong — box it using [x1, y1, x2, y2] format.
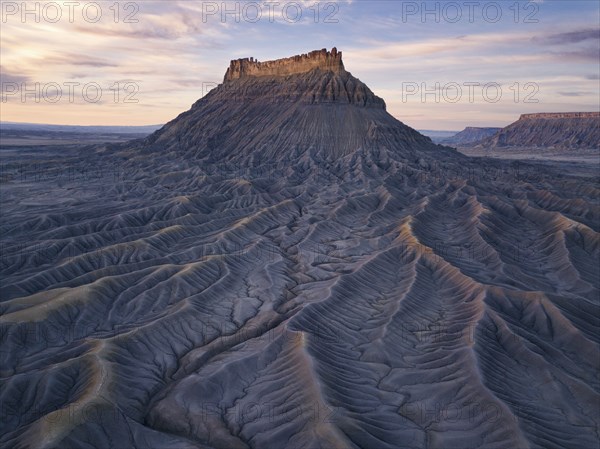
[1, 49, 599, 449]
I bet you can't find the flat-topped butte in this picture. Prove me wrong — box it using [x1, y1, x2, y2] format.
[224, 48, 345, 81]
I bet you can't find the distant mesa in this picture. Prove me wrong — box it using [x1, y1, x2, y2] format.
[441, 127, 501, 146]
[224, 48, 345, 81]
[473, 111, 600, 151]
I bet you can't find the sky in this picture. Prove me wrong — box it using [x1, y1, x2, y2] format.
[1, 0, 599, 130]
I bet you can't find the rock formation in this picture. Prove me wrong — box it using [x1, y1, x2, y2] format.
[441, 127, 502, 146]
[475, 112, 600, 150]
[142, 47, 437, 162]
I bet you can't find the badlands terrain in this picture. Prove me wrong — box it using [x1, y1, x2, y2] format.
[0, 124, 161, 147]
[1, 49, 599, 449]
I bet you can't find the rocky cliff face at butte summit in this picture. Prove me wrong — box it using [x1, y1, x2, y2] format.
[1, 49, 598, 449]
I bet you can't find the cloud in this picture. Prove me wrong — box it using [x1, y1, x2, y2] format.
[73, 24, 194, 41]
[558, 92, 586, 97]
[74, 26, 178, 40]
[0, 67, 30, 84]
[537, 28, 600, 45]
[172, 79, 204, 87]
[550, 47, 600, 62]
[45, 54, 119, 68]
[72, 8, 209, 41]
